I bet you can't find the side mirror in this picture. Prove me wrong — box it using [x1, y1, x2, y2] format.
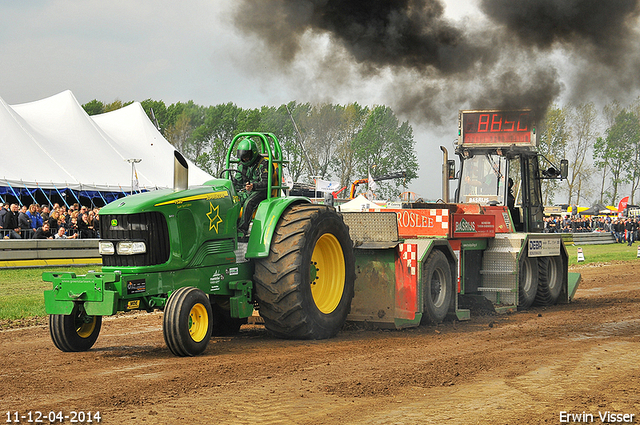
[560, 159, 568, 179]
[447, 160, 456, 180]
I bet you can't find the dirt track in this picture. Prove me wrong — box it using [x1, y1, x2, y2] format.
[1, 262, 640, 425]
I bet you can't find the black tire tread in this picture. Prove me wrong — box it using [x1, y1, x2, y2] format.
[254, 204, 355, 339]
[49, 308, 102, 352]
[534, 256, 563, 306]
[163, 287, 212, 357]
[518, 254, 539, 309]
[420, 249, 453, 325]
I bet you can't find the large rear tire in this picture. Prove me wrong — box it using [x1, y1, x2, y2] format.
[163, 287, 213, 356]
[518, 253, 539, 309]
[420, 249, 453, 324]
[49, 305, 102, 352]
[535, 256, 563, 306]
[254, 204, 355, 339]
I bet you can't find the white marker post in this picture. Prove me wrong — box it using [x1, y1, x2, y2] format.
[577, 247, 585, 262]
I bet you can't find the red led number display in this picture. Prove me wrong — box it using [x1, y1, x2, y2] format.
[461, 110, 533, 146]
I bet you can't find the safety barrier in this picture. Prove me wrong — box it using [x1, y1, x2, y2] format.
[571, 232, 616, 245]
[0, 228, 92, 239]
[0, 239, 101, 268]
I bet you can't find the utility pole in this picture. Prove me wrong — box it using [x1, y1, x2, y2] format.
[126, 158, 142, 195]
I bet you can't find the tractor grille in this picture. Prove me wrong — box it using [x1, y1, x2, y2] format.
[99, 212, 170, 267]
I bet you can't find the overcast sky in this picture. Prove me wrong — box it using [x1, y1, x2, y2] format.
[1, 1, 638, 200]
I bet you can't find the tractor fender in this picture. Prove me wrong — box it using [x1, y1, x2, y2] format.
[245, 196, 310, 258]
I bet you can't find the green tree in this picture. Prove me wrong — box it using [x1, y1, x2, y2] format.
[260, 102, 311, 183]
[566, 103, 598, 205]
[331, 103, 369, 191]
[538, 105, 569, 204]
[596, 110, 638, 205]
[82, 99, 105, 116]
[140, 99, 167, 133]
[192, 102, 244, 177]
[351, 106, 417, 199]
[164, 111, 193, 154]
[103, 99, 131, 113]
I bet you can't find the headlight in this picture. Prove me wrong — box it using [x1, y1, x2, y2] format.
[116, 241, 147, 255]
[98, 241, 115, 255]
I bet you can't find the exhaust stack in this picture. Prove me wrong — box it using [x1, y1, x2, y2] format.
[440, 146, 449, 203]
[173, 151, 189, 191]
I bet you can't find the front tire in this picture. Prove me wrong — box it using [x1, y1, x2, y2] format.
[163, 287, 213, 356]
[49, 305, 102, 352]
[254, 204, 355, 339]
[420, 249, 453, 324]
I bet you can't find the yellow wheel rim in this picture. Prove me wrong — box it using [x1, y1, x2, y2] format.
[76, 316, 97, 339]
[310, 233, 345, 314]
[188, 303, 209, 342]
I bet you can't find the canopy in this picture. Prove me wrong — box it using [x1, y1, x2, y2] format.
[579, 203, 616, 216]
[338, 194, 385, 212]
[0, 90, 212, 204]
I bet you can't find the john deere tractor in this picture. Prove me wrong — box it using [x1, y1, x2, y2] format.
[44, 132, 355, 356]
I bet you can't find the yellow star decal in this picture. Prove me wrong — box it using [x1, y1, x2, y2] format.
[206, 202, 223, 233]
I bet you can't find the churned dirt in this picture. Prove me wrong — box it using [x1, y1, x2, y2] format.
[1, 262, 640, 425]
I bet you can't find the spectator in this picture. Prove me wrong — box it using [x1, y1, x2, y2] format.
[26, 204, 42, 233]
[614, 219, 625, 243]
[0, 202, 9, 231]
[77, 213, 93, 238]
[625, 218, 636, 246]
[48, 210, 60, 234]
[34, 222, 53, 239]
[54, 226, 77, 239]
[18, 205, 32, 237]
[40, 205, 50, 223]
[3, 203, 22, 239]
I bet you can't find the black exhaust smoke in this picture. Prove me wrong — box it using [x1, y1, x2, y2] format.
[233, 0, 640, 123]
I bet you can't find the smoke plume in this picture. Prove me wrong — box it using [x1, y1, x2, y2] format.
[233, 0, 640, 124]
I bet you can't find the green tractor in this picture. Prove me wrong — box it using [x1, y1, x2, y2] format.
[44, 132, 355, 356]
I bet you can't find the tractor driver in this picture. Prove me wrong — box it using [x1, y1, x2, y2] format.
[232, 137, 271, 236]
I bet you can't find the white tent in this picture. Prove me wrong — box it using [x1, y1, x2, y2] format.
[338, 194, 385, 212]
[0, 90, 213, 204]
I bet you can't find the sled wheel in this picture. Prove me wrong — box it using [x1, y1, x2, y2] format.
[163, 287, 213, 356]
[254, 204, 355, 339]
[535, 256, 563, 306]
[210, 297, 246, 336]
[49, 305, 102, 352]
[518, 252, 539, 309]
[420, 249, 453, 324]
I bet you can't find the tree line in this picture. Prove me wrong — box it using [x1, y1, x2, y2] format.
[82, 99, 418, 199]
[535, 99, 640, 207]
[84, 96, 640, 206]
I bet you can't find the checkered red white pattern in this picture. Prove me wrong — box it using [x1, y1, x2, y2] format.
[430, 209, 449, 229]
[399, 243, 417, 276]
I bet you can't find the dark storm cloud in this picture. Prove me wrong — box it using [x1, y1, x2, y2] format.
[233, 0, 640, 123]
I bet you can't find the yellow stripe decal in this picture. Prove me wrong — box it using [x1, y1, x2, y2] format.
[154, 190, 229, 206]
[0, 258, 101, 268]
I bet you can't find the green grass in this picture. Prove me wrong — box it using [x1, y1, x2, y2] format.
[0, 242, 634, 322]
[567, 242, 640, 266]
[0, 267, 98, 321]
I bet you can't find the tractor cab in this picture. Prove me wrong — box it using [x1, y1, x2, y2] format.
[452, 109, 568, 233]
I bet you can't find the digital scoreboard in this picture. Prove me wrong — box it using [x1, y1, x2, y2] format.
[458, 109, 536, 147]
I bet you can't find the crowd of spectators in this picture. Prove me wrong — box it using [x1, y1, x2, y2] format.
[543, 215, 639, 244]
[0, 202, 100, 240]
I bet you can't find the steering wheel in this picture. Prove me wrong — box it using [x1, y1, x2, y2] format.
[219, 168, 242, 179]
